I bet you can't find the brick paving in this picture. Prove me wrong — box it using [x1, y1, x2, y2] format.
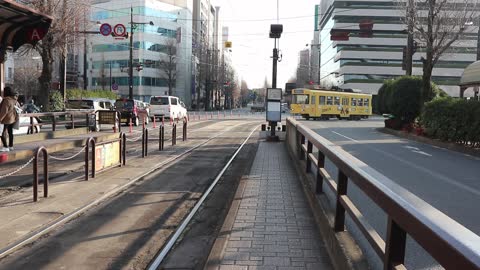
[214, 142, 333, 270]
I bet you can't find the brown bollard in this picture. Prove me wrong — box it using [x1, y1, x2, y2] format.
[183, 121, 187, 141]
[85, 137, 96, 181]
[33, 147, 48, 202]
[172, 124, 177, 146]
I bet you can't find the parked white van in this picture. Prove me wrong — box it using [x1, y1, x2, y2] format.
[149, 96, 187, 121]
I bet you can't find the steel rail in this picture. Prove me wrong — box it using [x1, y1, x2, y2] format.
[147, 126, 258, 270]
[0, 121, 258, 259]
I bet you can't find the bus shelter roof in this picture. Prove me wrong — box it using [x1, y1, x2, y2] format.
[459, 60, 480, 88]
[0, 0, 52, 62]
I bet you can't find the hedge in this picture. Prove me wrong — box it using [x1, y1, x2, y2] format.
[377, 76, 445, 124]
[421, 97, 480, 147]
[66, 89, 118, 100]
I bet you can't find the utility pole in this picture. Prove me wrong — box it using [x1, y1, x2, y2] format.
[405, 0, 414, 75]
[128, 7, 134, 100]
[477, 16, 480, 61]
[83, 38, 88, 90]
[205, 49, 210, 110]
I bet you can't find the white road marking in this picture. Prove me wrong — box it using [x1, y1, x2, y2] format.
[332, 131, 360, 143]
[330, 130, 480, 197]
[404, 146, 420, 151]
[412, 150, 433, 157]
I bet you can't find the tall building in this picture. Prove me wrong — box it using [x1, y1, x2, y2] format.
[192, 0, 218, 108]
[318, 0, 479, 96]
[87, 0, 193, 104]
[296, 49, 311, 87]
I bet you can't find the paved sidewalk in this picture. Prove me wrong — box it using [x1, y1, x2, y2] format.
[207, 142, 333, 270]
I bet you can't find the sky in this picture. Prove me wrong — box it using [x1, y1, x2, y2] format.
[210, 0, 320, 89]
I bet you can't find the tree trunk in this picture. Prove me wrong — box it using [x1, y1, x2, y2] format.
[422, 60, 433, 100]
[38, 46, 53, 109]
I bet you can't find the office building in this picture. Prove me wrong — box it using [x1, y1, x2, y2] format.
[318, 0, 479, 96]
[87, 0, 193, 104]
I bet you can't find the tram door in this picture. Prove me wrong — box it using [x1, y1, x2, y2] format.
[340, 97, 350, 117]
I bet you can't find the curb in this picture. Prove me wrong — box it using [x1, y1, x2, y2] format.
[377, 127, 480, 158]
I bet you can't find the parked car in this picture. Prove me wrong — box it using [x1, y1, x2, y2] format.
[149, 96, 187, 121]
[115, 99, 150, 126]
[65, 98, 115, 131]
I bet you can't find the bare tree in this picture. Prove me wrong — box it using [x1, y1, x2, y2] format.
[402, 0, 478, 95]
[159, 39, 177, 96]
[240, 80, 249, 107]
[22, 0, 88, 108]
[14, 66, 41, 98]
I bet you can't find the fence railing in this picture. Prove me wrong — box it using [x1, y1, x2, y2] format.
[19, 111, 96, 133]
[285, 117, 480, 270]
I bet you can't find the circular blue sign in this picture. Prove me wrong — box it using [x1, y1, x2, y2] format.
[100, 23, 112, 36]
[111, 83, 118, 91]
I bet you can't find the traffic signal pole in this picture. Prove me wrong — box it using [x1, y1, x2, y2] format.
[405, 0, 414, 76]
[128, 7, 134, 100]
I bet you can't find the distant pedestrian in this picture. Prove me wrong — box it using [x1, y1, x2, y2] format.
[0, 87, 20, 152]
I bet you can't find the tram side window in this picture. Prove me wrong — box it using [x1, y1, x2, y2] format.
[358, 98, 364, 106]
[334, 97, 340, 105]
[326, 96, 333, 105]
[311, 96, 316, 104]
[351, 98, 357, 106]
[320, 96, 326, 105]
[293, 94, 309, 104]
[342, 98, 349, 106]
[364, 98, 369, 107]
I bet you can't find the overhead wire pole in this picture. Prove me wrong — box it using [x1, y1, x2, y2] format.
[477, 16, 480, 61]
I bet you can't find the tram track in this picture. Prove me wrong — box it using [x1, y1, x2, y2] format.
[0, 120, 260, 270]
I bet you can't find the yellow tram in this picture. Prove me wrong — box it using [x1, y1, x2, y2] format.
[290, 88, 372, 120]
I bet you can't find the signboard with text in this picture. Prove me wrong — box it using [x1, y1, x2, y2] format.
[95, 141, 120, 172]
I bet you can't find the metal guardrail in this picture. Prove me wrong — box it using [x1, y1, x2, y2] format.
[286, 117, 480, 270]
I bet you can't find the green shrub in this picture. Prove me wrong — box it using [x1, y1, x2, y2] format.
[48, 90, 64, 112]
[421, 97, 480, 147]
[66, 89, 118, 100]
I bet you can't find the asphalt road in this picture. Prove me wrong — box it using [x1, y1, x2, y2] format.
[299, 116, 480, 270]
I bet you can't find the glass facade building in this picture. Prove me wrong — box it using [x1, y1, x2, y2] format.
[87, 0, 193, 104]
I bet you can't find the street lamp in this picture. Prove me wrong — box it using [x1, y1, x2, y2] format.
[128, 7, 154, 100]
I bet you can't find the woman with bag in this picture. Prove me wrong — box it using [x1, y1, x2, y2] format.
[0, 87, 20, 152]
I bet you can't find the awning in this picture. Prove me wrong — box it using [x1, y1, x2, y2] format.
[0, 0, 53, 61]
[459, 60, 480, 88]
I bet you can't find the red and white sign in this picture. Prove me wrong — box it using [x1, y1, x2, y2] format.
[113, 24, 127, 37]
[27, 27, 47, 42]
[100, 23, 112, 36]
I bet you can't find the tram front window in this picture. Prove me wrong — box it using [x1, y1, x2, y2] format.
[293, 94, 309, 104]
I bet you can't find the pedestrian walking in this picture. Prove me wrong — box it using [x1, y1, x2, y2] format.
[0, 87, 20, 152]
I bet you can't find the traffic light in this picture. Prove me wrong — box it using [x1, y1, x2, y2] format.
[330, 30, 349, 41]
[359, 19, 373, 38]
[402, 47, 407, 70]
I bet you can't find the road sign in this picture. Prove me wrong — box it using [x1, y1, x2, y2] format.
[100, 23, 112, 36]
[113, 24, 126, 37]
[111, 83, 118, 91]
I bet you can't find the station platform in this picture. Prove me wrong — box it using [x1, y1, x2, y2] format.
[205, 142, 333, 270]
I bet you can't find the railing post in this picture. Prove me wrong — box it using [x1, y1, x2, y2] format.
[142, 128, 147, 158]
[299, 133, 305, 160]
[52, 115, 56, 131]
[172, 124, 176, 146]
[33, 147, 48, 202]
[316, 152, 325, 194]
[145, 128, 148, 156]
[306, 141, 313, 173]
[334, 170, 348, 231]
[122, 133, 127, 165]
[71, 114, 75, 129]
[183, 120, 187, 141]
[29, 116, 34, 134]
[86, 113, 90, 131]
[384, 218, 407, 270]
